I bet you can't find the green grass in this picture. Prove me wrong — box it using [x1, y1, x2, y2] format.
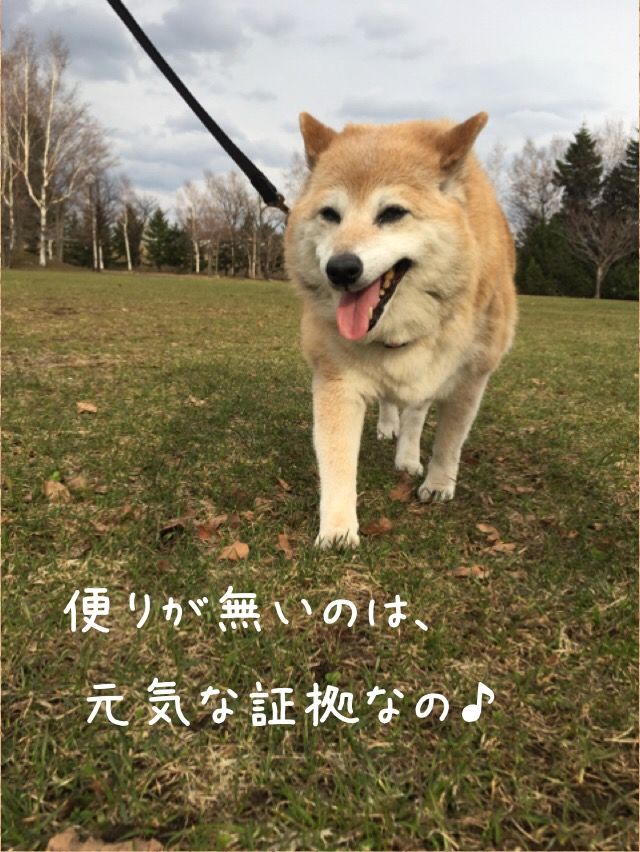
[2, 269, 637, 851]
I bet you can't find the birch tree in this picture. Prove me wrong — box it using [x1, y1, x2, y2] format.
[484, 140, 509, 210]
[176, 180, 206, 274]
[246, 194, 285, 279]
[6, 32, 110, 266]
[1, 51, 21, 265]
[200, 192, 225, 276]
[116, 176, 135, 271]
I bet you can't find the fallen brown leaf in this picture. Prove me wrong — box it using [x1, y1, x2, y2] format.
[276, 477, 292, 492]
[186, 395, 206, 406]
[361, 517, 393, 536]
[501, 483, 536, 494]
[46, 827, 163, 851]
[195, 523, 216, 541]
[491, 541, 517, 553]
[449, 564, 488, 579]
[66, 474, 88, 492]
[475, 522, 500, 541]
[76, 401, 97, 414]
[218, 540, 249, 561]
[277, 532, 294, 559]
[43, 480, 71, 502]
[389, 478, 413, 502]
[159, 514, 194, 539]
[194, 513, 228, 541]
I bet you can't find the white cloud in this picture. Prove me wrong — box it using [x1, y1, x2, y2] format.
[7, 0, 636, 206]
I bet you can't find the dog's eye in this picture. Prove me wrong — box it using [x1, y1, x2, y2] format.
[319, 206, 341, 224]
[376, 205, 408, 225]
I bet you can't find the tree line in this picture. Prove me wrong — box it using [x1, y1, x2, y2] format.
[502, 124, 638, 299]
[1, 28, 637, 297]
[1, 29, 288, 279]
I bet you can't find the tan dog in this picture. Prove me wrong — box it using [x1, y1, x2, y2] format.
[284, 112, 517, 548]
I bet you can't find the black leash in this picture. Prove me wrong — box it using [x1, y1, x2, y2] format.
[104, 0, 289, 214]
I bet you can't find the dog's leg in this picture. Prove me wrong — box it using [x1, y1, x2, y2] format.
[418, 373, 489, 502]
[395, 402, 431, 476]
[377, 400, 400, 440]
[313, 376, 365, 548]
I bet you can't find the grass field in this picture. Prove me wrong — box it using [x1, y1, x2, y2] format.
[2, 269, 638, 851]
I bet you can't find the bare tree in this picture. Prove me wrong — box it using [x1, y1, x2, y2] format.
[244, 194, 267, 279]
[483, 140, 509, 209]
[200, 192, 225, 276]
[284, 151, 309, 204]
[242, 194, 286, 279]
[83, 168, 117, 271]
[595, 119, 628, 175]
[6, 31, 111, 266]
[260, 203, 285, 279]
[176, 180, 206, 273]
[564, 207, 636, 298]
[1, 49, 21, 265]
[205, 170, 249, 276]
[115, 175, 136, 271]
[507, 137, 565, 235]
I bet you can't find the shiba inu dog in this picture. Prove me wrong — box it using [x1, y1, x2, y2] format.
[284, 111, 517, 548]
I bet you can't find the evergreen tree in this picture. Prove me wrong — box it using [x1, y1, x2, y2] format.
[515, 216, 593, 298]
[521, 257, 549, 295]
[602, 257, 639, 300]
[553, 127, 636, 299]
[164, 223, 188, 269]
[601, 136, 639, 216]
[144, 207, 172, 269]
[64, 209, 91, 267]
[553, 126, 603, 211]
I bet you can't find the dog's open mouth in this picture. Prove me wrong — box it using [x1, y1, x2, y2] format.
[335, 258, 413, 341]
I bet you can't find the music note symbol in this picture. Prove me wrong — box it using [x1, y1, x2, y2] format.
[462, 682, 495, 723]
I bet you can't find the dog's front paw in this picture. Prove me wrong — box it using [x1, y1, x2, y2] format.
[315, 527, 360, 549]
[377, 424, 398, 441]
[377, 405, 400, 441]
[417, 479, 455, 503]
[395, 457, 424, 477]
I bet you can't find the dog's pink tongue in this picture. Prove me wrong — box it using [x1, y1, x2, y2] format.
[336, 278, 381, 340]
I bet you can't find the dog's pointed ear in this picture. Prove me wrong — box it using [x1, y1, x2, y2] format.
[439, 112, 488, 173]
[299, 112, 337, 168]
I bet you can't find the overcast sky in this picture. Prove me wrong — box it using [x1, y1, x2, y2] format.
[7, 0, 637, 212]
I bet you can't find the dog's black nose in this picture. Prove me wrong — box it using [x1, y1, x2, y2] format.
[326, 253, 363, 288]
